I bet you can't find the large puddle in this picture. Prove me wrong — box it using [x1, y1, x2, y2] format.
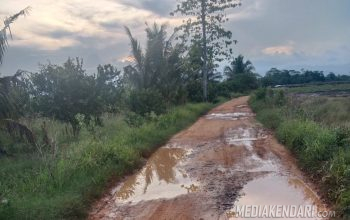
[111, 147, 199, 204]
[228, 174, 325, 220]
[225, 127, 276, 172]
[224, 127, 326, 219]
[206, 112, 254, 121]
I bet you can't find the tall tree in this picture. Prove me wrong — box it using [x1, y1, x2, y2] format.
[172, 0, 241, 101]
[29, 58, 105, 136]
[96, 64, 124, 112]
[224, 54, 255, 80]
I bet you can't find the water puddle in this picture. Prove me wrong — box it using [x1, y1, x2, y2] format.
[206, 112, 254, 121]
[227, 174, 325, 220]
[225, 127, 266, 147]
[223, 126, 326, 219]
[224, 127, 276, 172]
[112, 147, 199, 204]
[236, 105, 249, 109]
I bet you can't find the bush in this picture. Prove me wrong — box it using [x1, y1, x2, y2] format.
[128, 89, 166, 116]
[254, 87, 267, 101]
[124, 112, 146, 127]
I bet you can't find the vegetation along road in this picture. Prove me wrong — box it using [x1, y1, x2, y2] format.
[89, 97, 328, 220]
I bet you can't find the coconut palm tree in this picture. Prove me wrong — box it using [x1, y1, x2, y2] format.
[124, 23, 184, 103]
[0, 7, 30, 64]
[224, 55, 255, 80]
[0, 7, 35, 153]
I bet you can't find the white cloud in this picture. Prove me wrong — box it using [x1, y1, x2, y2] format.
[118, 55, 135, 63]
[0, 0, 180, 50]
[228, 0, 264, 21]
[11, 35, 79, 50]
[262, 45, 294, 56]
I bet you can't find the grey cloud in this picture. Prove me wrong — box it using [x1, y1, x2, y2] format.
[2, 0, 350, 76]
[118, 0, 175, 16]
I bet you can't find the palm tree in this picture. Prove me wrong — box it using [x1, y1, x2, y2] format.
[0, 7, 35, 153]
[0, 7, 30, 64]
[224, 55, 255, 80]
[124, 23, 183, 103]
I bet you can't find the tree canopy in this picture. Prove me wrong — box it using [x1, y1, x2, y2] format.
[261, 68, 350, 87]
[172, 0, 241, 101]
[224, 55, 255, 80]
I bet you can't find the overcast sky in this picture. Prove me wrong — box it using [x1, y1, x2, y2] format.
[1, 0, 349, 76]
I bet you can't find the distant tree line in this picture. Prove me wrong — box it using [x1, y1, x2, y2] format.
[261, 68, 350, 87]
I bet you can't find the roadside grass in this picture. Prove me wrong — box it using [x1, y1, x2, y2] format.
[249, 87, 350, 218]
[0, 102, 214, 220]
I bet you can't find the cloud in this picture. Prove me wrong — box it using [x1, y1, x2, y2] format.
[0, 0, 179, 51]
[119, 55, 135, 63]
[262, 45, 294, 56]
[11, 36, 79, 50]
[118, 0, 175, 16]
[1, 0, 350, 76]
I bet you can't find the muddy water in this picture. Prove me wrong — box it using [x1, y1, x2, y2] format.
[112, 147, 199, 204]
[229, 175, 325, 220]
[89, 97, 328, 220]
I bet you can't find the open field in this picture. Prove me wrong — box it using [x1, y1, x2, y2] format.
[277, 82, 350, 95]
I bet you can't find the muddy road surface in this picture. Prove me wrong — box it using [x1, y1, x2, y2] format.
[89, 97, 328, 220]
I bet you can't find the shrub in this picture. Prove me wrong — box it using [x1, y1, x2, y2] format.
[274, 90, 286, 106]
[124, 112, 145, 127]
[128, 89, 166, 116]
[254, 87, 267, 100]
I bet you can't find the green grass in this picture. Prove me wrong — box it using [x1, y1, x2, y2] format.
[297, 97, 350, 127]
[0, 102, 214, 220]
[249, 87, 350, 218]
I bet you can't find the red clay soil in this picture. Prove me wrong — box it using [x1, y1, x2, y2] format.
[89, 97, 329, 220]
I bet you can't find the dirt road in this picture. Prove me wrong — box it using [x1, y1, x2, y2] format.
[89, 97, 328, 220]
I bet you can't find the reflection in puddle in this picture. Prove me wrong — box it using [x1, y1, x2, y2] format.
[229, 174, 325, 220]
[223, 126, 326, 219]
[206, 112, 254, 120]
[224, 127, 275, 172]
[113, 147, 198, 204]
[225, 127, 262, 148]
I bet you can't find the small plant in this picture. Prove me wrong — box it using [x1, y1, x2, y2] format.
[254, 88, 267, 100]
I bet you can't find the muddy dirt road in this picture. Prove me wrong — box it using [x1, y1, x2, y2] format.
[89, 97, 328, 220]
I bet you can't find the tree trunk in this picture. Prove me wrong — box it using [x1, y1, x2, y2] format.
[201, 0, 208, 102]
